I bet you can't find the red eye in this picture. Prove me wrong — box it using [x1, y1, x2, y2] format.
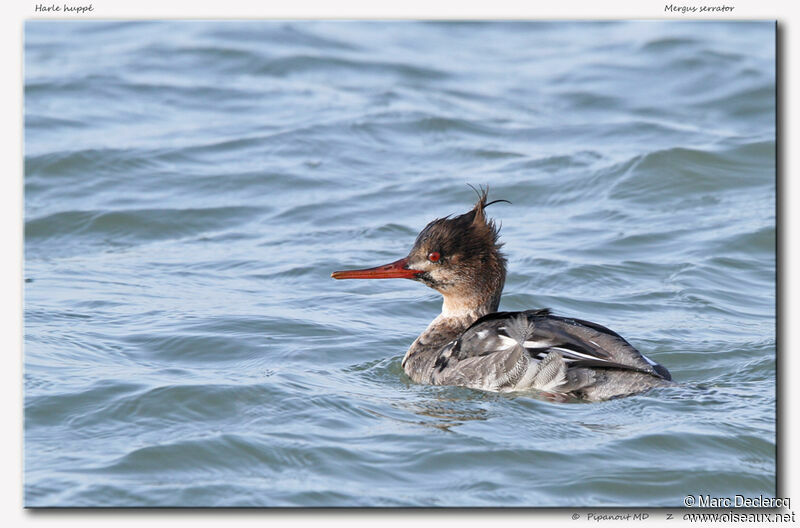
[428, 251, 441, 262]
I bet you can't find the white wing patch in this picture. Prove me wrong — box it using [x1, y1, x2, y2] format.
[548, 347, 602, 361]
[522, 344, 609, 364]
[522, 339, 555, 348]
[496, 334, 519, 349]
[640, 352, 659, 366]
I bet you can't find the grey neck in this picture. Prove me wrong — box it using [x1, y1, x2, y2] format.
[401, 264, 505, 383]
[401, 298, 496, 384]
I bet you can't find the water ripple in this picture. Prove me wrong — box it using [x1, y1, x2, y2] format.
[24, 20, 775, 507]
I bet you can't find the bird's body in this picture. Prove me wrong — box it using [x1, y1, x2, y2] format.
[332, 189, 672, 401]
[402, 308, 671, 401]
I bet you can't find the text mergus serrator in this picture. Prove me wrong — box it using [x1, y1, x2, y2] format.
[331, 189, 673, 401]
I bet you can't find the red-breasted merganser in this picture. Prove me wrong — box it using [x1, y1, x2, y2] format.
[331, 189, 673, 401]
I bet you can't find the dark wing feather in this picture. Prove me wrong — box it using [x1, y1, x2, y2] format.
[448, 310, 670, 380]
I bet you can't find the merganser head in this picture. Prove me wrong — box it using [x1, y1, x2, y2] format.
[332, 188, 508, 315]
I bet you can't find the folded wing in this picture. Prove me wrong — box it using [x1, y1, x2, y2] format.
[430, 309, 671, 392]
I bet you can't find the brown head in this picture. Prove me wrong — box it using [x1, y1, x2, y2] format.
[331, 188, 508, 315]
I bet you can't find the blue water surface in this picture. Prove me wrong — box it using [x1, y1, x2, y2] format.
[24, 20, 775, 507]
